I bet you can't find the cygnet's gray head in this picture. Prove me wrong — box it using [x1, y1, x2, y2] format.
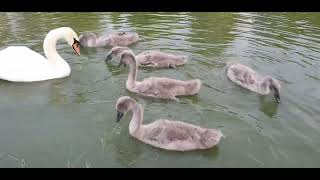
[79, 32, 98, 47]
[105, 46, 130, 63]
[262, 76, 281, 103]
[115, 96, 137, 122]
[118, 50, 136, 67]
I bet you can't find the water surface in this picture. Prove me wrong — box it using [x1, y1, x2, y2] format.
[0, 12, 319, 167]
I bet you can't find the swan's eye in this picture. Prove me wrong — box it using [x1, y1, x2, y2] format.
[73, 38, 80, 46]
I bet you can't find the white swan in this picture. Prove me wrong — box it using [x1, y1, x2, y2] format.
[116, 96, 224, 151]
[118, 50, 201, 101]
[226, 62, 281, 103]
[79, 32, 139, 48]
[0, 27, 80, 82]
[105, 46, 188, 68]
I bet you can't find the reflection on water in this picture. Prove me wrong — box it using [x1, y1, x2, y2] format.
[258, 96, 279, 118]
[0, 12, 319, 167]
[112, 134, 143, 167]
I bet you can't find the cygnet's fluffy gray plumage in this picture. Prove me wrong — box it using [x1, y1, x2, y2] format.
[79, 32, 139, 48]
[118, 50, 201, 101]
[226, 62, 281, 103]
[105, 46, 188, 68]
[116, 96, 224, 151]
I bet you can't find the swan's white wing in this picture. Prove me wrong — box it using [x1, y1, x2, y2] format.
[0, 46, 52, 82]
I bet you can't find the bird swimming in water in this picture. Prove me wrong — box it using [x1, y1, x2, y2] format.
[115, 96, 224, 151]
[226, 62, 281, 103]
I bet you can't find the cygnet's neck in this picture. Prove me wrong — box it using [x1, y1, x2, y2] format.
[43, 29, 65, 64]
[129, 103, 143, 137]
[259, 77, 272, 95]
[127, 58, 138, 88]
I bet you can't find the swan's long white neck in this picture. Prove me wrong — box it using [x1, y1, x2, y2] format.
[129, 103, 143, 137]
[43, 29, 65, 64]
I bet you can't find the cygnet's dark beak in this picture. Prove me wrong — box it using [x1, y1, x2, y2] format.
[116, 110, 124, 122]
[273, 87, 281, 103]
[274, 91, 281, 103]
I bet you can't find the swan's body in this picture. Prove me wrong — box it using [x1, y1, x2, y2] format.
[0, 27, 80, 82]
[105, 46, 188, 68]
[226, 62, 281, 103]
[119, 50, 201, 101]
[116, 96, 223, 151]
[79, 32, 139, 48]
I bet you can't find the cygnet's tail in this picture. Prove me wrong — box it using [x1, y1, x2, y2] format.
[177, 55, 188, 65]
[185, 79, 202, 95]
[210, 129, 224, 146]
[200, 129, 224, 148]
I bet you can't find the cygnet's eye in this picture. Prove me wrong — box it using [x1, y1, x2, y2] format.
[118, 103, 128, 112]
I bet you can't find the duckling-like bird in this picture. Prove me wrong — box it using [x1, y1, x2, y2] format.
[226, 62, 281, 103]
[105, 46, 188, 68]
[79, 32, 139, 48]
[118, 50, 201, 101]
[115, 96, 224, 151]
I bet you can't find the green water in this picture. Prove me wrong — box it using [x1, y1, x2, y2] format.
[0, 12, 319, 168]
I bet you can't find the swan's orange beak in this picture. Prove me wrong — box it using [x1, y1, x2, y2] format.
[72, 38, 81, 56]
